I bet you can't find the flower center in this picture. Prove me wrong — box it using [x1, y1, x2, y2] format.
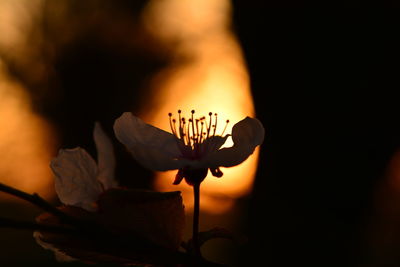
[168, 110, 229, 158]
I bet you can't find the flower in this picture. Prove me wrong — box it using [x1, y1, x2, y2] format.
[50, 122, 117, 212]
[35, 122, 186, 264]
[113, 110, 264, 185]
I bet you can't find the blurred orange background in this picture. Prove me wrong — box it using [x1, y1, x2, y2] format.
[0, 0, 259, 265]
[1, 2, 400, 267]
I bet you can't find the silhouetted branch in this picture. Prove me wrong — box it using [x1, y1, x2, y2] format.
[0, 216, 78, 234]
[0, 182, 78, 226]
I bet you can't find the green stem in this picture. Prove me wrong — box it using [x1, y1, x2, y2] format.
[193, 182, 201, 258]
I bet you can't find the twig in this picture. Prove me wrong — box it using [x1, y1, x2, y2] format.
[0, 182, 79, 226]
[0, 216, 79, 234]
[0, 183, 226, 266]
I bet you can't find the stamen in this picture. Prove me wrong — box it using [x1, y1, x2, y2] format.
[183, 118, 190, 145]
[199, 121, 204, 143]
[195, 119, 200, 144]
[191, 110, 196, 144]
[221, 120, 230, 136]
[168, 112, 177, 136]
[187, 118, 193, 147]
[172, 118, 177, 136]
[180, 118, 185, 142]
[177, 111, 182, 139]
[168, 110, 228, 155]
[213, 113, 218, 136]
[207, 112, 213, 138]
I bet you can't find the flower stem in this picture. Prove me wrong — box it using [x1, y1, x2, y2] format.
[193, 182, 201, 258]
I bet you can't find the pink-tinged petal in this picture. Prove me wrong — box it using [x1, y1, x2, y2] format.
[114, 112, 185, 171]
[206, 117, 265, 168]
[51, 148, 103, 211]
[93, 122, 117, 189]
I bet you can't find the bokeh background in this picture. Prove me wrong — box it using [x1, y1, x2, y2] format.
[1, 2, 400, 266]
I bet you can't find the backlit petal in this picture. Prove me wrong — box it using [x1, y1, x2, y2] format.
[51, 148, 103, 211]
[114, 112, 184, 171]
[93, 122, 117, 189]
[201, 135, 229, 155]
[206, 117, 264, 168]
[126, 144, 188, 171]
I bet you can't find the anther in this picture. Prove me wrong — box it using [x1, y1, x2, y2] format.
[169, 110, 229, 150]
[169, 114, 178, 137]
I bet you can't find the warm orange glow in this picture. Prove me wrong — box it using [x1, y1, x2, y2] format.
[0, 64, 55, 199]
[0, 0, 55, 199]
[141, 0, 258, 213]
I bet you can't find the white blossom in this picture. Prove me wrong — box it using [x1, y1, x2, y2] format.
[114, 111, 264, 185]
[50, 122, 117, 211]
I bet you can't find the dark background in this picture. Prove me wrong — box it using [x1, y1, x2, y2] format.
[232, 7, 400, 267]
[2, 3, 400, 267]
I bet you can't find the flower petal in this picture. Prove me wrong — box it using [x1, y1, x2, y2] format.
[93, 122, 117, 189]
[205, 117, 265, 168]
[51, 148, 103, 211]
[124, 143, 188, 171]
[201, 135, 229, 155]
[113, 112, 186, 171]
[33, 232, 76, 262]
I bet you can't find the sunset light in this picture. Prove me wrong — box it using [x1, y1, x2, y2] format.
[141, 0, 259, 213]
